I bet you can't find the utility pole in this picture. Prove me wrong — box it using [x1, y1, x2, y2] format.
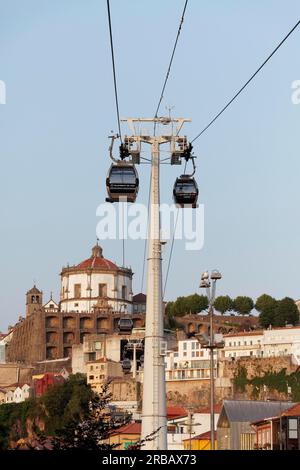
[196, 270, 224, 451]
[121, 117, 191, 450]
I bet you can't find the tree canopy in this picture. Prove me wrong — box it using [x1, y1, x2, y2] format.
[214, 295, 233, 315]
[256, 294, 299, 328]
[232, 296, 254, 315]
[274, 297, 299, 327]
[166, 294, 208, 316]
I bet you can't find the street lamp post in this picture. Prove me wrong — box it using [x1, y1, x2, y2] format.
[196, 270, 224, 451]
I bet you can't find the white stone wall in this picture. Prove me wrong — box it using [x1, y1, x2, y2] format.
[60, 271, 133, 313]
[263, 327, 300, 359]
[222, 327, 300, 362]
[165, 339, 217, 381]
[223, 333, 263, 359]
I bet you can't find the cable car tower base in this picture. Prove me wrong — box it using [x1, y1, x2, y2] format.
[120, 117, 191, 450]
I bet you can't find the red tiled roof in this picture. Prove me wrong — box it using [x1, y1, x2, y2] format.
[183, 430, 214, 441]
[77, 256, 117, 270]
[111, 422, 141, 435]
[167, 406, 187, 419]
[224, 331, 263, 338]
[281, 403, 300, 417]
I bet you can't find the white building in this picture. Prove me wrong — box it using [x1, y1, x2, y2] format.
[167, 407, 221, 450]
[3, 384, 31, 404]
[263, 326, 300, 364]
[165, 338, 218, 381]
[60, 244, 133, 314]
[13, 384, 31, 403]
[222, 331, 264, 359]
[222, 326, 300, 365]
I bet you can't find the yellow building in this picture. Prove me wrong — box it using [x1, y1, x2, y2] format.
[108, 422, 141, 450]
[183, 431, 217, 450]
[87, 357, 123, 393]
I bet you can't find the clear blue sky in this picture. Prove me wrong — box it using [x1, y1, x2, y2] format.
[0, 0, 300, 330]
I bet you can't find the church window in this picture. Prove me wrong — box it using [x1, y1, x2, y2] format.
[74, 284, 81, 298]
[98, 284, 107, 297]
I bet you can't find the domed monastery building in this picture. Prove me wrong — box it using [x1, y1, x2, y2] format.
[6, 245, 145, 364]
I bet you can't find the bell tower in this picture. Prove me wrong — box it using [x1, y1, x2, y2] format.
[26, 285, 43, 317]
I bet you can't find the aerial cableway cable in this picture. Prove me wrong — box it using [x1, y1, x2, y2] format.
[140, 0, 189, 294]
[154, 0, 189, 134]
[106, 0, 123, 143]
[192, 19, 300, 143]
[106, 0, 126, 268]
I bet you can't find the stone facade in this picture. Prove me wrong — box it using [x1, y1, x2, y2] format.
[176, 313, 259, 337]
[7, 302, 145, 364]
[0, 364, 34, 387]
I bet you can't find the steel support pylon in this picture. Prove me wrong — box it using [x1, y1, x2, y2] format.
[120, 117, 191, 450]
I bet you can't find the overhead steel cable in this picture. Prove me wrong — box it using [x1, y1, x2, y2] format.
[154, 0, 189, 134]
[106, 0, 126, 270]
[192, 19, 300, 143]
[106, 0, 123, 143]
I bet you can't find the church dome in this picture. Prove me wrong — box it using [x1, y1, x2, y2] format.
[76, 244, 117, 271]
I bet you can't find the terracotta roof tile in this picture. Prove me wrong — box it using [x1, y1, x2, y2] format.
[281, 403, 300, 417]
[183, 430, 213, 441]
[111, 422, 141, 435]
[77, 257, 117, 270]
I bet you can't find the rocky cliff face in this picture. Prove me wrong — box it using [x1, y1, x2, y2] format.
[166, 356, 297, 407]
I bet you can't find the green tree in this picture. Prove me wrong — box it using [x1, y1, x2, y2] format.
[214, 295, 233, 315]
[52, 382, 130, 450]
[256, 294, 278, 328]
[274, 297, 299, 327]
[171, 296, 189, 316]
[232, 296, 254, 315]
[255, 294, 277, 313]
[165, 301, 174, 316]
[41, 373, 93, 435]
[170, 294, 208, 316]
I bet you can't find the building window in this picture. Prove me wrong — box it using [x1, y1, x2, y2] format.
[98, 284, 107, 297]
[250, 341, 253, 345]
[192, 342, 195, 350]
[89, 375, 94, 380]
[288, 419, 298, 439]
[195, 342, 199, 349]
[244, 341, 247, 346]
[238, 341, 241, 346]
[192, 351, 195, 357]
[122, 285, 127, 300]
[183, 342, 187, 351]
[74, 284, 81, 298]
[229, 342, 232, 347]
[95, 341, 101, 350]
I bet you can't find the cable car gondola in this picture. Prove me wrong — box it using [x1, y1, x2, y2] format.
[121, 358, 132, 373]
[173, 175, 199, 208]
[106, 163, 139, 203]
[118, 317, 134, 335]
